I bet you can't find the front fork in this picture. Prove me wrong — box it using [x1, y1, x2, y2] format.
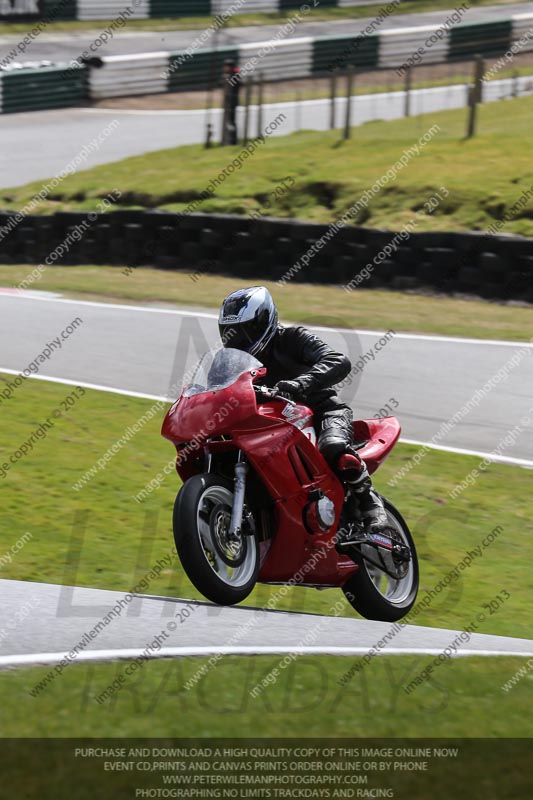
[203, 446, 249, 537]
[229, 453, 248, 537]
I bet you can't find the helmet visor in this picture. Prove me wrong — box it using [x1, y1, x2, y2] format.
[219, 311, 269, 352]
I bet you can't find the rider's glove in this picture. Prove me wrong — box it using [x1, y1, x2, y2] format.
[274, 379, 307, 401]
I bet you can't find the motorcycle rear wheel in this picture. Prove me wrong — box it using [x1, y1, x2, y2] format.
[342, 497, 419, 622]
[173, 473, 260, 605]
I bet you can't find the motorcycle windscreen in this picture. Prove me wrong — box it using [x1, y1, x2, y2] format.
[183, 347, 263, 397]
[162, 347, 262, 444]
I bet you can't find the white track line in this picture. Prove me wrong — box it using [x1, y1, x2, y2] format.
[1, 291, 532, 348]
[400, 438, 533, 469]
[0, 367, 168, 402]
[0, 291, 217, 319]
[0, 368, 531, 467]
[3, 645, 533, 670]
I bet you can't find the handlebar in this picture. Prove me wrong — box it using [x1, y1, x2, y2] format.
[253, 384, 296, 406]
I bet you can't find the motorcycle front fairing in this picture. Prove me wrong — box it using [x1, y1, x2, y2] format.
[162, 371, 258, 447]
[161, 348, 264, 479]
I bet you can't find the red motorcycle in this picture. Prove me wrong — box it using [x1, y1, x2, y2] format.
[162, 347, 418, 621]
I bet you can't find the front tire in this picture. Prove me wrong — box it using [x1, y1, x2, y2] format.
[342, 497, 418, 621]
[173, 473, 260, 605]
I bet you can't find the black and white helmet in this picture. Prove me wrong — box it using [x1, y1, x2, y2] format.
[218, 286, 279, 357]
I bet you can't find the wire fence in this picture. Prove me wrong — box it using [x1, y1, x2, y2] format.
[259, 53, 533, 104]
[94, 51, 533, 144]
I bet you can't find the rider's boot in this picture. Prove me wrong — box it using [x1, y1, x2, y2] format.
[335, 452, 388, 548]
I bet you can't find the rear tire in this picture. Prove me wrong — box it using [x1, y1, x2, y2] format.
[173, 473, 260, 605]
[342, 497, 418, 622]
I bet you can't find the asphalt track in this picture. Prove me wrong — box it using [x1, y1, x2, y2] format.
[2, 579, 533, 667]
[1, 2, 531, 62]
[0, 291, 532, 666]
[1, 292, 532, 462]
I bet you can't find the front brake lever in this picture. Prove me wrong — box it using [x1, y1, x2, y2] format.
[274, 393, 296, 406]
[254, 386, 296, 405]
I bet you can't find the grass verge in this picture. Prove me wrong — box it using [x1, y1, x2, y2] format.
[2, 655, 533, 738]
[3, 97, 533, 235]
[1, 265, 532, 341]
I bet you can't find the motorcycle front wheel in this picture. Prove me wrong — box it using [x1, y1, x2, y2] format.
[342, 496, 419, 622]
[173, 473, 260, 605]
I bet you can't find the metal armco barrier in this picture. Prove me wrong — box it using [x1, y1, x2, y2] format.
[0, 1, 400, 21]
[86, 12, 533, 101]
[0, 64, 87, 113]
[1, 12, 533, 111]
[41, 0, 77, 19]
[0, 0, 40, 19]
[448, 19, 514, 61]
[71, 1, 150, 20]
[89, 51, 168, 98]
[167, 45, 239, 92]
[0, 209, 531, 302]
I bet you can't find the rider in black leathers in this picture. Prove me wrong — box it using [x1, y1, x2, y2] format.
[218, 286, 388, 541]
